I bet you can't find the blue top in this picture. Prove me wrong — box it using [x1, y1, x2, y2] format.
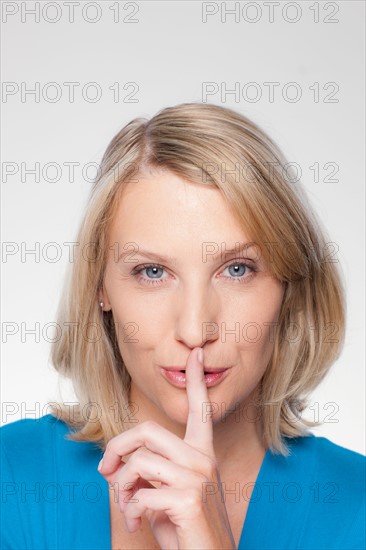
[1, 413, 365, 549]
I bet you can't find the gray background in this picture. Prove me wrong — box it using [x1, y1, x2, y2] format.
[1, 1, 365, 454]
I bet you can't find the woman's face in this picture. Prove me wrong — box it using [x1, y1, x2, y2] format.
[100, 169, 285, 430]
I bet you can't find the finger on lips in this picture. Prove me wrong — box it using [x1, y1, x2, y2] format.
[184, 347, 215, 456]
[98, 347, 215, 477]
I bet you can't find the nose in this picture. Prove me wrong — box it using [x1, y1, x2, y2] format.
[174, 281, 219, 349]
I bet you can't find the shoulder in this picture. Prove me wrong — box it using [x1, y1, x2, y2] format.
[281, 433, 365, 504]
[287, 432, 365, 463]
[241, 434, 365, 549]
[292, 431, 365, 459]
[1, 412, 103, 471]
[285, 434, 365, 548]
[0, 415, 68, 549]
[287, 433, 365, 481]
[1, 413, 105, 487]
[1, 414, 107, 550]
[1, 413, 73, 473]
[1, 412, 68, 444]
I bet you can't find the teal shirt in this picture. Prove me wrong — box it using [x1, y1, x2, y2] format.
[1, 414, 365, 549]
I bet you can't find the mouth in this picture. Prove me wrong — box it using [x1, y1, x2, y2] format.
[163, 367, 229, 374]
[160, 366, 231, 388]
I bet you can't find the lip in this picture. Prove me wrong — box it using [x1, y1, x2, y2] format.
[160, 366, 230, 388]
[161, 366, 229, 373]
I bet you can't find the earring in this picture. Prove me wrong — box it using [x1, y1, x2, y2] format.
[99, 301, 104, 309]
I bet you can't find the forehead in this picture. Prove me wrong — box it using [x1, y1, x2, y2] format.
[109, 171, 250, 245]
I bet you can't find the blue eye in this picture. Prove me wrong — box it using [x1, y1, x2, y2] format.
[131, 264, 167, 286]
[131, 261, 257, 286]
[142, 265, 165, 280]
[225, 263, 248, 278]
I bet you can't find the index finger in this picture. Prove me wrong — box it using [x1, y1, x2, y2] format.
[184, 347, 214, 455]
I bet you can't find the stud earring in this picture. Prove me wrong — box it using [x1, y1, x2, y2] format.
[99, 301, 104, 309]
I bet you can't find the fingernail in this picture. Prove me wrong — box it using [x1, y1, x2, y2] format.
[198, 348, 204, 364]
[98, 457, 104, 471]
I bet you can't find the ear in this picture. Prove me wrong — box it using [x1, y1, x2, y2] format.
[98, 286, 112, 311]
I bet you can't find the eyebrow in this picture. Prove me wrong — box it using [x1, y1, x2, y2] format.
[116, 242, 259, 265]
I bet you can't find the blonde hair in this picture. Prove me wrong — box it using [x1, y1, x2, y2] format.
[50, 102, 346, 456]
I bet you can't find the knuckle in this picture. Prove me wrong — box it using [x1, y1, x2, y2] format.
[132, 446, 148, 464]
[184, 488, 202, 510]
[193, 471, 209, 486]
[200, 456, 218, 480]
[105, 436, 124, 455]
[139, 420, 158, 437]
[105, 438, 116, 453]
[133, 487, 146, 501]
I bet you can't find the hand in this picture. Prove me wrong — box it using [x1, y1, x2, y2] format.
[97, 347, 236, 550]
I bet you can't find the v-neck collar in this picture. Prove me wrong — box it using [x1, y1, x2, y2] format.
[238, 433, 317, 549]
[237, 442, 273, 549]
[58, 422, 315, 550]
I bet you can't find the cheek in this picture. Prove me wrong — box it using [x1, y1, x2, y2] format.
[229, 281, 284, 350]
[104, 268, 175, 346]
[106, 285, 166, 358]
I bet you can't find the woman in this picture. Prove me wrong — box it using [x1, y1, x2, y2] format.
[1, 103, 364, 550]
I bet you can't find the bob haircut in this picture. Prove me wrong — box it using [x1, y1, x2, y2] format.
[50, 102, 346, 456]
